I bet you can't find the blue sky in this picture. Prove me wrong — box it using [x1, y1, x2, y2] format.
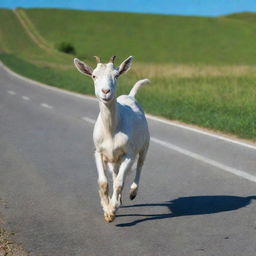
[1, 0, 256, 17]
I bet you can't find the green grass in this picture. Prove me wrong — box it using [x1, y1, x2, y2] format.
[0, 8, 255, 140]
[0, 9, 72, 64]
[25, 8, 256, 65]
[0, 9, 40, 55]
[0, 53, 93, 94]
[137, 76, 256, 138]
[224, 11, 256, 23]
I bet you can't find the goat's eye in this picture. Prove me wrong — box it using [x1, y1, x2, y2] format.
[92, 75, 96, 79]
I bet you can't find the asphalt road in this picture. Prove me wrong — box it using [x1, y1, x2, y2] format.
[0, 62, 256, 256]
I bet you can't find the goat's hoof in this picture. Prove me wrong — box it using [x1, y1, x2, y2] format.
[129, 190, 137, 200]
[104, 212, 115, 223]
[129, 194, 136, 200]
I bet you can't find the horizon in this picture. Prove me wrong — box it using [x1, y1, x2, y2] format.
[1, 6, 256, 18]
[1, 0, 256, 17]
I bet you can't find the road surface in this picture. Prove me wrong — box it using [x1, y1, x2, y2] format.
[0, 62, 256, 256]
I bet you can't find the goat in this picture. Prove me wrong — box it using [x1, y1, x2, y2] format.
[74, 55, 150, 222]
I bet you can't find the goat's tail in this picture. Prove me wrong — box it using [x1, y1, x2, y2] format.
[129, 79, 150, 98]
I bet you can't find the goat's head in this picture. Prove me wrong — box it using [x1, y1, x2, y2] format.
[74, 56, 133, 104]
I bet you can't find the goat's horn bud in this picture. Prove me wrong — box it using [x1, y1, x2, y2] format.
[108, 56, 116, 63]
[94, 56, 101, 64]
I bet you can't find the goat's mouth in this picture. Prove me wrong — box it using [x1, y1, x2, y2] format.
[100, 96, 113, 103]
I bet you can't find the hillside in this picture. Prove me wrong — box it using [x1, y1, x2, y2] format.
[0, 8, 255, 140]
[224, 12, 256, 23]
[25, 8, 256, 65]
[1, 8, 256, 65]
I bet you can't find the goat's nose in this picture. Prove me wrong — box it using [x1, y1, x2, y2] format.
[102, 89, 110, 94]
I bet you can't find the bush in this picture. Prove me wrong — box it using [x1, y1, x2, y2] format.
[55, 42, 76, 55]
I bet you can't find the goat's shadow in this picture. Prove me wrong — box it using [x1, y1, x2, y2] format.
[116, 195, 256, 227]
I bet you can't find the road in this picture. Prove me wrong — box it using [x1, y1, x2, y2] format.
[0, 62, 256, 256]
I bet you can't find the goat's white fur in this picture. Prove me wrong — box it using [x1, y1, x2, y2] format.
[74, 56, 150, 222]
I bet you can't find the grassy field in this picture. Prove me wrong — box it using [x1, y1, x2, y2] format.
[25, 9, 256, 65]
[0, 8, 255, 140]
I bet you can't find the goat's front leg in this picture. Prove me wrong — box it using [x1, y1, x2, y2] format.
[109, 155, 135, 217]
[94, 151, 111, 222]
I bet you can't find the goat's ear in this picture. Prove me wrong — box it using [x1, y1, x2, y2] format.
[118, 56, 133, 75]
[74, 58, 93, 77]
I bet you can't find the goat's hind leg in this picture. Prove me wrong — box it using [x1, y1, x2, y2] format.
[130, 146, 148, 200]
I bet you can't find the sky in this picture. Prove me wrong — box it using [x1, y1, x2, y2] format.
[1, 0, 256, 17]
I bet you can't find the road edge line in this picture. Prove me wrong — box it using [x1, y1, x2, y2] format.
[151, 137, 256, 183]
[72, 114, 256, 184]
[146, 115, 256, 150]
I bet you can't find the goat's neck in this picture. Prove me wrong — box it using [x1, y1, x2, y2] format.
[99, 100, 119, 136]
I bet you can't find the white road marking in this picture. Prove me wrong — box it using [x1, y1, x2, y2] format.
[22, 96, 30, 101]
[40, 103, 53, 109]
[7, 90, 16, 95]
[81, 117, 96, 124]
[151, 137, 256, 183]
[147, 115, 256, 151]
[81, 116, 256, 183]
[2, 61, 255, 151]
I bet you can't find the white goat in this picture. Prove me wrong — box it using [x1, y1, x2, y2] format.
[74, 55, 150, 222]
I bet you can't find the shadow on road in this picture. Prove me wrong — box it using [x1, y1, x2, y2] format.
[116, 195, 256, 227]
